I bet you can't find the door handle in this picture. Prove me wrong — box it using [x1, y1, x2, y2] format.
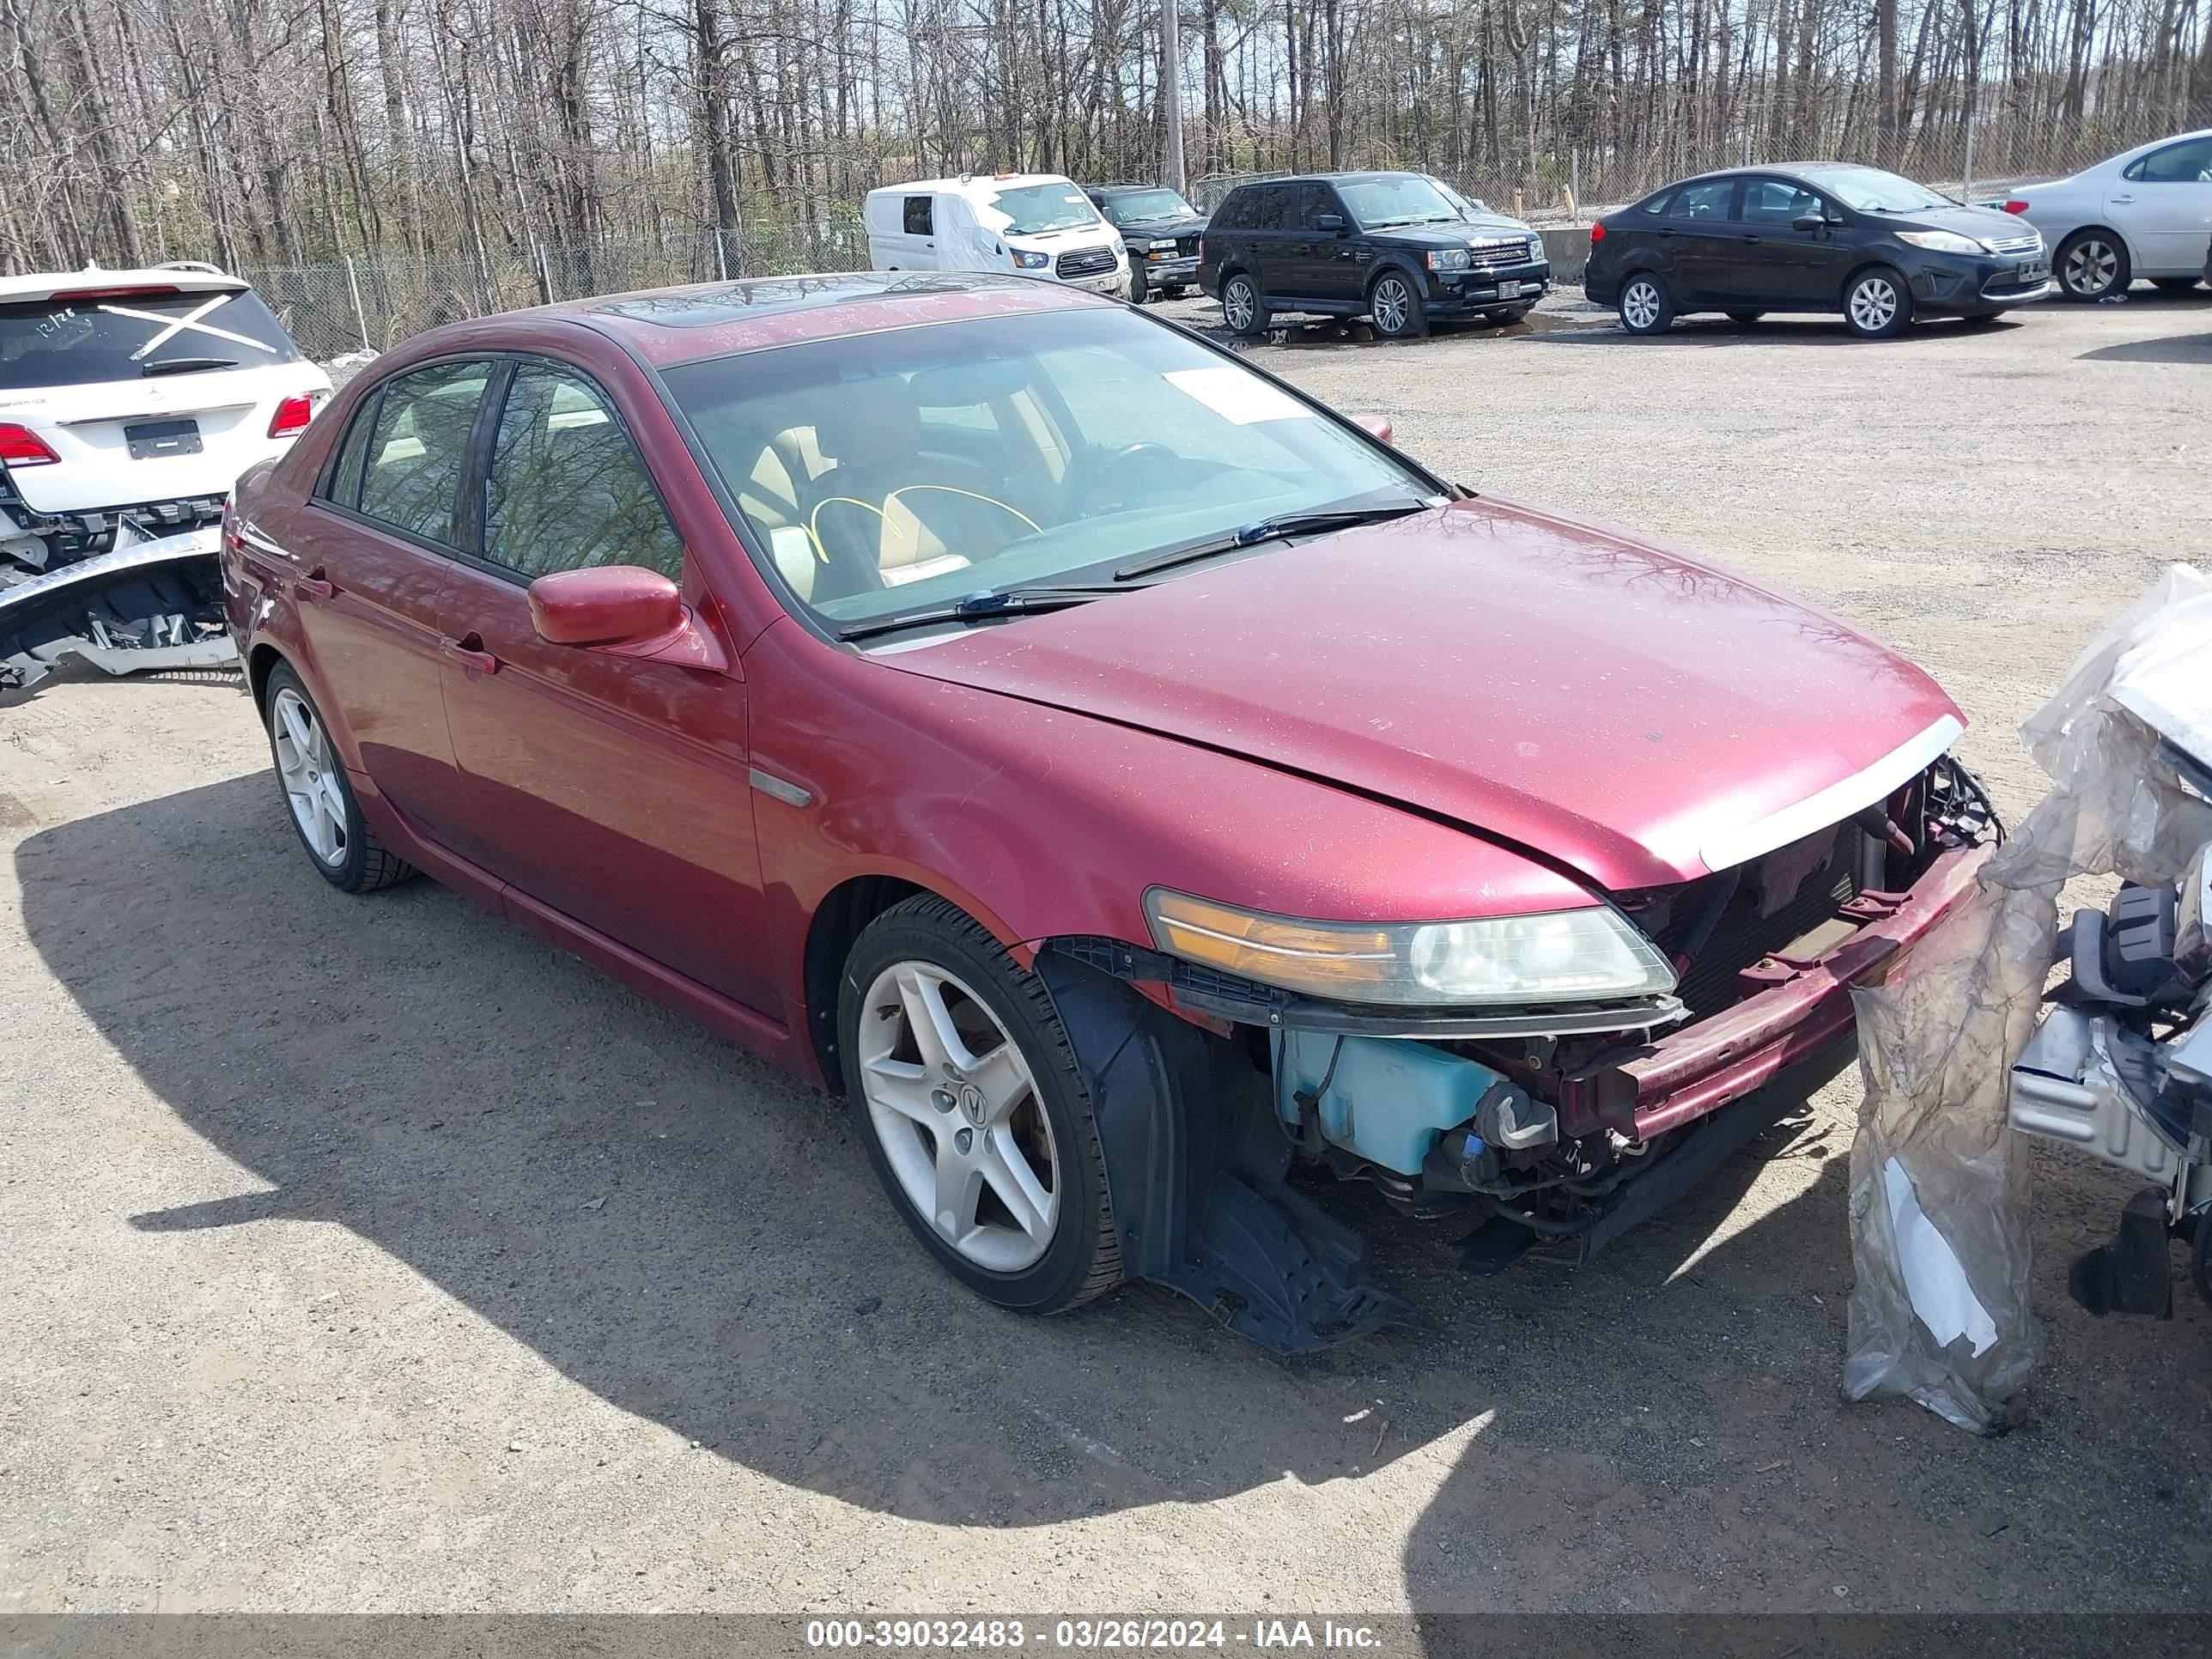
[1658, 228, 1678, 238]
[295, 566, 334, 601]
[440, 632, 501, 676]
[2109, 193, 2136, 204]
[1741, 233, 1762, 244]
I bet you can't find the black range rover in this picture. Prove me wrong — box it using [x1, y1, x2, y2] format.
[1083, 184, 1210, 304]
[1198, 171, 1551, 338]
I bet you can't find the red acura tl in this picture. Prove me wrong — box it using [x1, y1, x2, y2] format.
[222, 272, 1992, 1350]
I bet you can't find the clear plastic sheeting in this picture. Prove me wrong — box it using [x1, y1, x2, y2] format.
[1845, 564, 2212, 1433]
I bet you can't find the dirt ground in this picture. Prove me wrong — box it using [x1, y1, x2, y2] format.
[3, 291, 2209, 1621]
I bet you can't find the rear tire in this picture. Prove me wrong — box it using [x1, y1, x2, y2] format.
[1961, 310, 2006, 327]
[1843, 265, 1911, 338]
[1726, 309, 1765, 325]
[838, 894, 1122, 1316]
[1368, 271, 1429, 339]
[1484, 305, 1534, 326]
[1221, 271, 1268, 336]
[1618, 273, 1673, 335]
[2056, 229, 2130, 301]
[262, 663, 416, 894]
[2151, 276, 2200, 294]
[1127, 266, 1149, 306]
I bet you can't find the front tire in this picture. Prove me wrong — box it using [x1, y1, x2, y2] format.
[1221, 272, 1268, 336]
[1844, 265, 1911, 338]
[1368, 271, 1428, 339]
[1483, 305, 1534, 326]
[2151, 276, 2200, 294]
[262, 663, 416, 893]
[1618, 273, 1673, 335]
[838, 895, 1121, 1316]
[1726, 309, 1764, 325]
[2056, 230, 2130, 301]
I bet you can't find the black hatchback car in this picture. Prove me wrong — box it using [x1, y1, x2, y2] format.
[1584, 162, 2053, 338]
[1199, 172, 1551, 338]
[1083, 184, 1210, 304]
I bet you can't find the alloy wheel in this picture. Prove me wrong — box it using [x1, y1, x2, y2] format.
[856, 959, 1060, 1273]
[1373, 277, 1413, 334]
[2063, 237, 2119, 298]
[1850, 275, 1899, 333]
[1224, 279, 1255, 331]
[1622, 280, 1662, 331]
[270, 686, 348, 867]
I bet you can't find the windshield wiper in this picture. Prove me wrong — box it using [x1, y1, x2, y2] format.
[142, 356, 238, 376]
[1111, 501, 1430, 581]
[835, 586, 1121, 644]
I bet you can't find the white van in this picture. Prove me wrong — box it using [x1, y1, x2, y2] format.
[864, 174, 1128, 297]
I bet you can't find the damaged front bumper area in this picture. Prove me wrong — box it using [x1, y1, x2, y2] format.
[1040, 757, 1996, 1352]
[0, 527, 233, 691]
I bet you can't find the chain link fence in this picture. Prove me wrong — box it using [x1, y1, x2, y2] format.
[242, 211, 867, 363]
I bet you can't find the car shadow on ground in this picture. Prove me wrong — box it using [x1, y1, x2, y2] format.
[2077, 331, 2212, 364]
[16, 770, 2209, 1605]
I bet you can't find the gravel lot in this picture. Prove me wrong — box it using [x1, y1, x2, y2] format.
[3, 290, 2209, 1621]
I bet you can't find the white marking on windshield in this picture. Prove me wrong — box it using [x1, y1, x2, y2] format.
[101, 293, 278, 362]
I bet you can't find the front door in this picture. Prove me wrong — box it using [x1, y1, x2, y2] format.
[1288, 181, 1361, 303]
[434, 358, 777, 1014]
[2106, 134, 2212, 274]
[1736, 176, 1850, 307]
[276, 358, 495, 855]
[1660, 177, 1748, 307]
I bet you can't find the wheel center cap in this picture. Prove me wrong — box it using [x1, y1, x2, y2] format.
[956, 1082, 988, 1127]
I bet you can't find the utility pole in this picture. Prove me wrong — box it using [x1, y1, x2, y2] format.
[1161, 0, 1186, 193]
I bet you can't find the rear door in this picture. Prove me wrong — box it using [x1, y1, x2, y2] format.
[275, 358, 493, 854]
[1247, 185, 1303, 296]
[1660, 178, 1747, 306]
[2106, 134, 2212, 274]
[434, 357, 775, 1013]
[1737, 176, 1850, 307]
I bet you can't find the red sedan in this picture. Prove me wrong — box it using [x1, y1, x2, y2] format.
[222, 272, 1992, 1350]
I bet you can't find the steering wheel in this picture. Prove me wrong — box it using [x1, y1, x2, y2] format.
[1066, 441, 1181, 513]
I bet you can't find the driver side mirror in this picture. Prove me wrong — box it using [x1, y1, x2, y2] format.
[1791, 213, 1827, 234]
[1349, 412, 1395, 444]
[1316, 214, 1347, 234]
[529, 565, 682, 646]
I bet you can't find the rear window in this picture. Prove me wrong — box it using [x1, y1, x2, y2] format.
[0, 286, 303, 391]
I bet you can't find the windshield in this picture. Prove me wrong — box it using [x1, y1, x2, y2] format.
[1101, 190, 1198, 226]
[1813, 166, 1956, 214]
[0, 286, 301, 390]
[1427, 178, 1488, 217]
[986, 184, 1103, 236]
[661, 307, 1437, 633]
[1336, 175, 1462, 228]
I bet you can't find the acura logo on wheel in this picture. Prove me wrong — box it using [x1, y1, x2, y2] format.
[957, 1083, 988, 1126]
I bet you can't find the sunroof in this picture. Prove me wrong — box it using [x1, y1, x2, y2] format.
[593, 271, 1032, 328]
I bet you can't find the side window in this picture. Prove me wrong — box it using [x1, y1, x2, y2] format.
[320, 392, 381, 509]
[483, 363, 684, 583]
[1668, 179, 1739, 222]
[1742, 178, 1826, 224]
[2126, 137, 2212, 183]
[354, 360, 493, 544]
[1636, 190, 1672, 217]
[902, 194, 934, 235]
[1293, 183, 1337, 229]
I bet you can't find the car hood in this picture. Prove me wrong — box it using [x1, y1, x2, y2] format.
[1372, 222, 1534, 251]
[1881, 201, 2035, 242]
[880, 498, 1963, 892]
[1121, 216, 1210, 246]
[1458, 210, 1538, 240]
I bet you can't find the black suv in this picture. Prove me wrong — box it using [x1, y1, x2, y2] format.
[1083, 184, 1210, 304]
[1198, 172, 1550, 338]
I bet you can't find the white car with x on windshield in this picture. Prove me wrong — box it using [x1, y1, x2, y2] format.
[1999, 129, 2212, 301]
[0, 265, 331, 574]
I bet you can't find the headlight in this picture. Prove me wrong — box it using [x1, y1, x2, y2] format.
[1012, 250, 1051, 270]
[1144, 890, 1678, 1007]
[1898, 229, 1989, 256]
[1425, 248, 1472, 271]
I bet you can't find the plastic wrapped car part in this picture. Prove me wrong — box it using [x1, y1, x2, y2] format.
[1845, 563, 2212, 1433]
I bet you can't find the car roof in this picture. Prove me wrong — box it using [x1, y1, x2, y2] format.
[866, 173, 1075, 199]
[0, 266, 247, 305]
[1226, 171, 1428, 190]
[489, 270, 1115, 368]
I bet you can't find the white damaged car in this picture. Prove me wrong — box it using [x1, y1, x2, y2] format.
[0, 264, 330, 575]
